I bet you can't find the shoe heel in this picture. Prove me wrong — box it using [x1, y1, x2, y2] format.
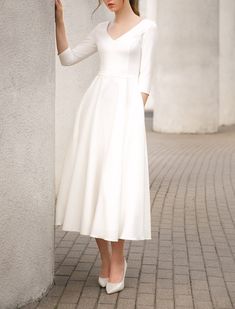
[98, 276, 109, 287]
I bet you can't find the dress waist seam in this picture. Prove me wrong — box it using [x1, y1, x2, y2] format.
[97, 71, 139, 79]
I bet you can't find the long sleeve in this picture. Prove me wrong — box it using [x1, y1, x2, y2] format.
[58, 26, 98, 66]
[138, 22, 157, 94]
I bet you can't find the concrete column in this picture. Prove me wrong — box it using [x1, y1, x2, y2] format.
[0, 1, 55, 308]
[153, 0, 219, 133]
[219, 0, 235, 126]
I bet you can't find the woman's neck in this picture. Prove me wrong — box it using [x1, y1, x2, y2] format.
[113, 3, 140, 24]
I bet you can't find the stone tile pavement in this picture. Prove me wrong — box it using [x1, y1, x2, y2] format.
[22, 117, 235, 309]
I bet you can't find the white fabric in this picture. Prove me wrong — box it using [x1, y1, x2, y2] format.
[55, 18, 157, 241]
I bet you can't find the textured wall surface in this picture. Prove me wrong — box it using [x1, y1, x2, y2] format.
[154, 0, 219, 133]
[219, 0, 235, 126]
[0, 1, 55, 308]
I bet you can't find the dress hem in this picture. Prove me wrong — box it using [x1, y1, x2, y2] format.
[55, 224, 151, 242]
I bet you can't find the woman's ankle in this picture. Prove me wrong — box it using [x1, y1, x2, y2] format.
[110, 255, 125, 265]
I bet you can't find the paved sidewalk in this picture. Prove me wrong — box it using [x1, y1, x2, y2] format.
[23, 118, 235, 309]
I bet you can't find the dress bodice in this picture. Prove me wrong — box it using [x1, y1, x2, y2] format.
[58, 18, 157, 94]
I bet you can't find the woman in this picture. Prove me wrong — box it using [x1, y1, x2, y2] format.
[55, 0, 157, 294]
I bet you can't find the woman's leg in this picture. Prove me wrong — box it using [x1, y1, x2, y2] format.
[109, 239, 125, 282]
[95, 238, 111, 277]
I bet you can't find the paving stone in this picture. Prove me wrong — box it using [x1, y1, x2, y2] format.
[136, 293, 155, 306]
[98, 292, 118, 304]
[97, 304, 116, 309]
[80, 286, 100, 298]
[126, 267, 140, 278]
[192, 289, 211, 302]
[157, 279, 173, 289]
[175, 294, 193, 307]
[75, 262, 93, 271]
[155, 299, 174, 309]
[174, 284, 192, 295]
[191, 280, 209, 290]
[65, 281, 84, 292]
[57, 305, 77, 309]
[194, 302, 213, 309]
[156, 288, 173, 300]
[116, 298, 136, 309]
[119, 287, 137, 298]
[70, 271, 89, 281]
[141, 265, 156, 273]
[125, 277, 138, 288]
[84, 276, 99, 287]
[54, 276, 70, 286]
[59, 290, 80, 304]
[174, 266, 189, 275]
[157, 269, 173, 279]
[139, 273, 156, 283]
[55, 247, 71, 255]
[62, 258, 80, 266]
[37, 296, 58, 308]
[138, 283, 155, 294]
[174, 274, 190, 284]
[76, 297, 98, 309]
[56, 266, 75, 276]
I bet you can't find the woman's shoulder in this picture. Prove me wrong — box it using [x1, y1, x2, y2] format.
[93, 20, 108, 30]
[139, 18, 157, 38]
[142, 18, 157, 29]
[88, 21, 107, 35]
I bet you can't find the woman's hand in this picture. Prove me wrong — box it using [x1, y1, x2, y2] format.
[141, 92, 149, 107]
[55, 0, 64, 24]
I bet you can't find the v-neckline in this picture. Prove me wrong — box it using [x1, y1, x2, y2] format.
[105, 18, 146, 42]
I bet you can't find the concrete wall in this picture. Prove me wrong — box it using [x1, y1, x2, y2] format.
[219, 0, 235, 126]
[0, 1, 55, 308]
[153, 0, 219, 133]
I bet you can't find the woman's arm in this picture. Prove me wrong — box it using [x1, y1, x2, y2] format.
[138, 22, 157, 107]
[55, 0, 69, 56]
[55, 0, 98, 66]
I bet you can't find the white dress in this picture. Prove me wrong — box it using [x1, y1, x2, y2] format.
[55, 18, 157, 242]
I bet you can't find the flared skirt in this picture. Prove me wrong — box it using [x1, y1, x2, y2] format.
[55, 73, 151, 241]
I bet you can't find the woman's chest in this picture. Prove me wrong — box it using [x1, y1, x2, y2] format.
[96, 25, 143, 58]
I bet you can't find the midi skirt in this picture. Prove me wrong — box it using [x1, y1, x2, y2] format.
[55, 72, 151, 242]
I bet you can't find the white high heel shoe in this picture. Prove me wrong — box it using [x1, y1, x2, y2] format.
[106, 258, 127, 294]
[98, 276, 109, 287]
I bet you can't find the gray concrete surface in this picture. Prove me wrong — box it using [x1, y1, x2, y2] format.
[0, 1, 55, 308]
[153, 0, 219, 133]
[219, 0, 235, 126]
